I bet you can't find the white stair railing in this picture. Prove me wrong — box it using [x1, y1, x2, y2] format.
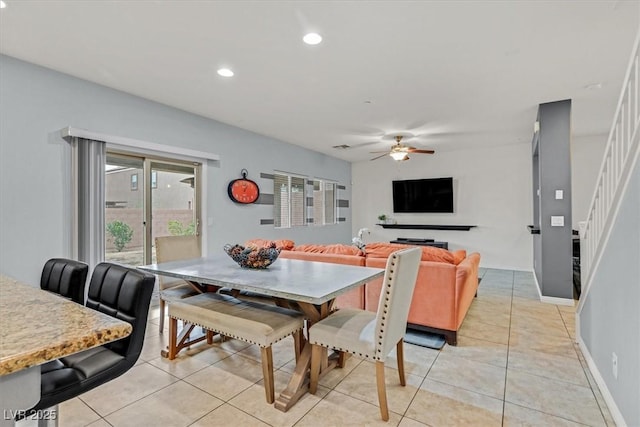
[578, 29, 640, 309]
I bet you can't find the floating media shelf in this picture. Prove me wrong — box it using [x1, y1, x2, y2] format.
[377, 224, 477, 231]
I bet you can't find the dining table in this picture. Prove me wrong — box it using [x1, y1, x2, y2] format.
[138, 253, 384, 412]
[0, 275, 133, 427]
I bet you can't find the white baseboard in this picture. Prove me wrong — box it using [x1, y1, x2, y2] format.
[532, 272, 575, 306]
[577, 336, 627, 426]
[540, 295, 575, 306]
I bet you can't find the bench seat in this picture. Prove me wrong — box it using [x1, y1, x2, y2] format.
[168, 293, 304, 403]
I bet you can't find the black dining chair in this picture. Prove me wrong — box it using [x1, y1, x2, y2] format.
[40, 258, 89, 304]
[25, 262, 154, 421]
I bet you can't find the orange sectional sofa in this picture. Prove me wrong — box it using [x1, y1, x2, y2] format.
[245, 239, 480, 345]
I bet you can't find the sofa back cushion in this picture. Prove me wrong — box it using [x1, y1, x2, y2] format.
[452, 249, 467, 265]
[244, 239, 295, 251]
[365, 242, 410, 259]
[292, 243, 362, 256]
[365, 242, 458, 264]
[292, 244, 326, 253]
[280, 250, 365, 266]
[322, 244, 363, 256]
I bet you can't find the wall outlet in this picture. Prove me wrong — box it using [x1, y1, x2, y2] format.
[612, 352, 618, 379]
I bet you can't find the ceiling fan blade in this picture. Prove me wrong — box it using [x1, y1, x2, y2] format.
[370, 153, 389, 161]
[407, 149, 435, 154]
[369, 150, 390, 154]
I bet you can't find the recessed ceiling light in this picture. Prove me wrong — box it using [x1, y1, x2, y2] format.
[303, 33, 322, 45]
[217, 68, 234, 77]
[0, 1, 7, 9]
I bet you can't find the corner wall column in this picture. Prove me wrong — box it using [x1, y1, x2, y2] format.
[532, 100, 574, 300]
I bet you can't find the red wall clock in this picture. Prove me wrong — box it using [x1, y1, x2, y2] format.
[228, 169, 260, 204]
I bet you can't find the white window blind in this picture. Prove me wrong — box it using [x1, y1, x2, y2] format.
[290, 176, 306, 226]
[274, 173, 307, 228]
[325, 182, 336, 224]
[312, 179, 337, 225]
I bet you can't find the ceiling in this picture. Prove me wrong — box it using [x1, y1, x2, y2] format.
[1, 1, 638, 162]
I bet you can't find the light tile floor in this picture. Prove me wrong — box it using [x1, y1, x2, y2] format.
[20, 268, 614, 426]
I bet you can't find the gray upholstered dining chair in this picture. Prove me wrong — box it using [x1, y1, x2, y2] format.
[308, 247, 421, 421]
[155, 235, 201, 333]
[40, 258, 89, 304]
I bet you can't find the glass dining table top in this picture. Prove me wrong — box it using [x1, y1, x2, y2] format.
[138, 254, 384, 305]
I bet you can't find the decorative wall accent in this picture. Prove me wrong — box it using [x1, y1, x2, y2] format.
[258, 171, 350, 226]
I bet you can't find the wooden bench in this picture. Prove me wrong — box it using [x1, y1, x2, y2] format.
[168, 293, 305, 403]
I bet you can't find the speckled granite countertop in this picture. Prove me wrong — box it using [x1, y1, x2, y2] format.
[0, 275, 132, 376]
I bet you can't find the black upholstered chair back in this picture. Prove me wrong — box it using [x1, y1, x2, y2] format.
[40, 258, 89, 304]
[25, 263, 155, 416]
[86, 263, 155, 360]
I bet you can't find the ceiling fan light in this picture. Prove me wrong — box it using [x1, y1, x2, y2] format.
[390, 152, 408, 161]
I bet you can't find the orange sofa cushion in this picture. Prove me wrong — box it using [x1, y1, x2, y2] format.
[365, 242, 410, 259]
[322, 244, 362, 256]
[292, 244, 326, 253]
[244, 239, 295, 251]
[452, 249, 467, 265]
[292, 243, 361, 256]
[365, 242, 456, 264]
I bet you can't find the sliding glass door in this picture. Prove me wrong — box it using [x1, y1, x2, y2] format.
[148, 160, 200, 264]
[105, 152, 201, 266]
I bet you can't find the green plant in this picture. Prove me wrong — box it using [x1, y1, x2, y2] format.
[106, 220, 133, 252]
[378, 214, 387, 222]
[168, 219, 196, 236]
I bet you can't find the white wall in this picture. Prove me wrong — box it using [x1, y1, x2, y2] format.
[351, 134, 611, 270]
[352, 143, 533, 270]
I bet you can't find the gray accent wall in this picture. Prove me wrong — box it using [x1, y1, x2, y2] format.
[580, 157, 640, 426]
[0, 54, 352, 285]
[533, 100, 573, 299]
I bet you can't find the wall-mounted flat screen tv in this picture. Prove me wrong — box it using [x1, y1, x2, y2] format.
[392, 177, 454, 213]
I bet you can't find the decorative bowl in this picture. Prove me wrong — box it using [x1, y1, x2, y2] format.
[223, 243, 281, 269]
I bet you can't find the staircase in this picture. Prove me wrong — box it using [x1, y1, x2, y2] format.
[577, 30, 640, 312]
[575, 28, 640, 427]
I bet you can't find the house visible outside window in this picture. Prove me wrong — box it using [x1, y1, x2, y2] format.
[312, 179, 337, 225]
[151, 171, 157, 189]
[131, 173, 138, 191]
[274, 173, 306, 228]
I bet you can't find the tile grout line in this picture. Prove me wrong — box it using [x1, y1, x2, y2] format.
[399, 341, 441, 421]
[82, 361, 183, 421]
[567, 311, 614, 427]
[500, 270, 515, 427]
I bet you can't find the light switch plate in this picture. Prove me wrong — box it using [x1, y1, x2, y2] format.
[551, 216, 564, 227]
[555, 190, 564, 200]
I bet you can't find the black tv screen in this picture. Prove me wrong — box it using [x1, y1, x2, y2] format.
[392, 177, 454, 213]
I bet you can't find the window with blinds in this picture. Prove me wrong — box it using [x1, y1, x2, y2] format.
[274, 173, 338, 228]
[312, 179, 337, 225]
[274, 173, 307, 228]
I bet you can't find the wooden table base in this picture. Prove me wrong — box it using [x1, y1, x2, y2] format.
[163, 319, 214, 359]
[274, 300, 345, 412]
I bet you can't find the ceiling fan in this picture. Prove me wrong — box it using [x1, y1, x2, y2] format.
[370, 135, 435, 161]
